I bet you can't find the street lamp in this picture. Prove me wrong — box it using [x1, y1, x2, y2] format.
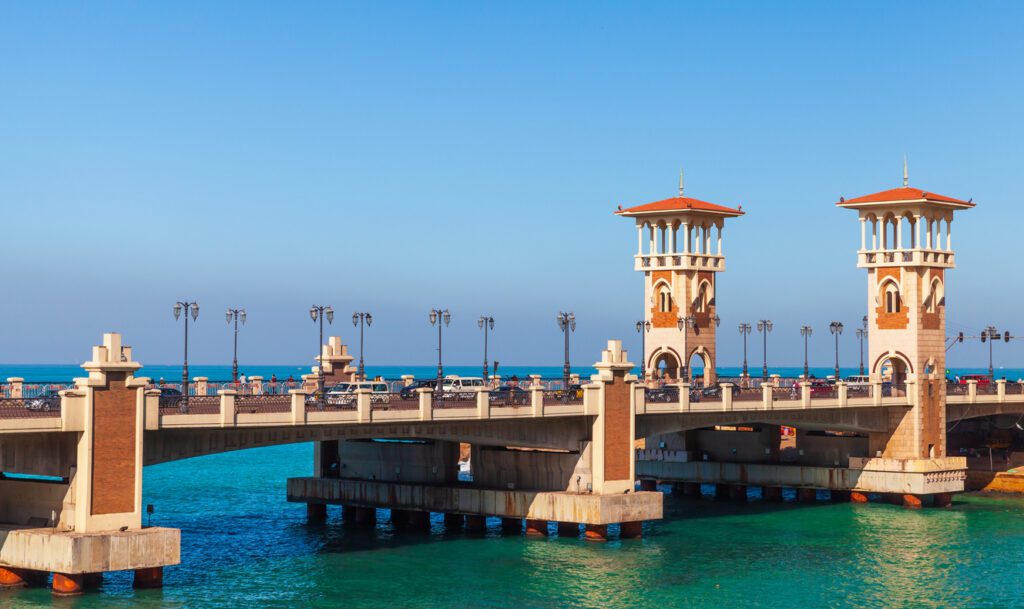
[310, 305, 334, 406]
[635, 320, 651, 379]
[757, 319, 773, 381]
[225, 308, 246, 383]
[800, 326, 812, 379]
[352, 312, 372, 381]
[980, 326, 1011, 378]
[429, 308, 451, 384]
[677, 315, 696, 382]
[478, 316, 495, 381]
[738, 323, 752, 377]
[829, 321, 844, 380]
[856, 315, 868, 376]
[556, 312, 576, 391]
[173, 301, 199, 408]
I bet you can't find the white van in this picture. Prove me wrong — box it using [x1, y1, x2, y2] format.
[844, 375, 870, 393]
[325, 381, 390, 405]
[441, 377, 485, 399]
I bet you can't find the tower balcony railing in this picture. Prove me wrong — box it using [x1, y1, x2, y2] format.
[858, 248, 955, 268]
[635, 253, 725, 272]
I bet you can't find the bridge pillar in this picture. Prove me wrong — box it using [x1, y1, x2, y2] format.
[133, 567, 164, 589]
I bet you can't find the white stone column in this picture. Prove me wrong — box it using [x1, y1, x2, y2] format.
[895, 218, 902, 250]
[683, 222, 691, 253]
[636, 224, 643, 255]
[872, 218, 878, 249]
[913, 215, 921, 249]
[648, 224, 655, 255]
[926, 218, 932, 249]
[716, 225, 722, 255]
[668, 224, 675, 253]
[946, 219, 952, 251]
[860, 218, 866, 250]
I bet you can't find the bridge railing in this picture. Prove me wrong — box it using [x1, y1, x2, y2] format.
[542, 388, 584, 407]
[0, 397, 62, 418]
[235, 395, 292, 414]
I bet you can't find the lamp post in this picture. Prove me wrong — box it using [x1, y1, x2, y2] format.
[800, 325, 812, 379]
[830, 321, 844, 381]
[556, 312, 576, 391]
[856, 315, 867, 376]
[429, 309, 451, 386]
[738, 323, 752, 378]
[310, 305, 334, 406]
[173, 301, 199, 407]
[677, 315, 696, 382]
[980, 326, 1011, 378]
[757, 319, 773, 381]
[635, 320, 651, 379]
[352, 312, 372, 381]
[225, 308, 246, 383]
[478, 316, 495, 380]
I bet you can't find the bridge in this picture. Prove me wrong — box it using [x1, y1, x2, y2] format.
[0, 173, 1009, 595]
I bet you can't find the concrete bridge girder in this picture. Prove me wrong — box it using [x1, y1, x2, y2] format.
[635, 406, 900, 439]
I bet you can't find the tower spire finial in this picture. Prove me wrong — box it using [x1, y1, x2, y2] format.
[903, 154, 908, 188]
[678, 167, 684, 197]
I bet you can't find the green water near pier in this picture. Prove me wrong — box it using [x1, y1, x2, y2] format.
[3, 443, 1024, 609]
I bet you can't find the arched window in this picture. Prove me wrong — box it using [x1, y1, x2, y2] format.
[694, 281, 710, 313]
[883, 281, 901, 313]
[925, 278, 943, 313]
[657, 284, 672, 313]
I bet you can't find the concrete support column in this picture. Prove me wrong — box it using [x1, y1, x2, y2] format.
[307, 503, 327, 522]
[728, 484, 747, 501]
[501, 517, 521, 533]
[967, 380, 978, 400]
[557, 522, 579, 538]
[797, 488, 817, 502]
[525, 519, 548, 536]
[934, 493, 953, 508]
[714, 484, 729, 500]
[801, 382, 811, 407]
[444, 513, 464, 529]
[584, 524, 608, 542]
[946, 219, 952, 251]
[683, 222, 690, 253]
[721, 383, 734, 411]
[831, 490, 851, 502]
[133, 567, 164, 589]
[5, 377, 24, 398]
[619, 521, 643, 539]
[249, 376, 264, 395]
[465, 515, 487, 532]
[406, 510, 431, 530]
[762, 383, 773, 410]
[837, 381, 848, 406]
[219, 390, 237, 426]
[417, 387, 433, 421]
[636, 224, 643, 255]
[860, 218, 866, 250]
[997, 379, 1006, 401]
[193, 376, 209, 396]
[761, 486, 783, 502]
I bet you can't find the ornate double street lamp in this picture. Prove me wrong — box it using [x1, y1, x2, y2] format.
[635, 320, 651, 379]
[310, 305, 334, 406]
[556, 312, 576, 391]
[677, 315, 696, 382]
[856, 315, 868, 376]
[478, 316, 495, 381]
[225, 308, 246, 383]
[352, 312, 373, 381]
[173, 301, 199, 409]
[800, 325, 813, 379]
[429, 309, 451, 385]
[757, 319, 773, 381]
[830, 321, 844, 380]
[980, 326, 1011, 378]
[738, 323, 752, 377]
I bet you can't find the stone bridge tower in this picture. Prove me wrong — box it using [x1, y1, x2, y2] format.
[616, 173, 744, 384]
[838, 168, 974, 462]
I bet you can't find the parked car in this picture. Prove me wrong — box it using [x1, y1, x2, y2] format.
[157, 387, 185, 410]
[325, 382, 390, 406]
[25, 388, 61, 412]
[645, 386, 678, 403]
[699, 384, 739, 399]
[807, 381, 834, 398]
[399, 379, 438, 400]
[550, 384, 584, 401]
[959, 374, 992, 386]
[489, 385, 530, 405]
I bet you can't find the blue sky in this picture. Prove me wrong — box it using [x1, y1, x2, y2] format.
[1, 2, 1022, 370]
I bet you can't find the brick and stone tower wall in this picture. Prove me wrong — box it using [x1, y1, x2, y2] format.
[839, 179, 973, 461]
[617, 175, 744, 385]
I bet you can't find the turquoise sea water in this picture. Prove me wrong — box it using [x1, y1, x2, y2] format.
[3, 442, 1024, 608]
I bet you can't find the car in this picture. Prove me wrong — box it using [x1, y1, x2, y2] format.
[807, 381, 834, 398]
[399, 379, 438, 400]
[845, 375, 870, 393]
[157, 387, 186, 411]
[440, 377, 486, 400]
[645, 386, 678, 403]
[324, 382, 390, 406]
[550, 384, 584, 401]
[959, 374, 992, 386]
[25, 388, 61, 412]
[489, 385, 530, 406]
[698, 384, 739, 399]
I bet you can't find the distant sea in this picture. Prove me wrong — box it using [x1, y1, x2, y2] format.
[3, 363, 1023, 383]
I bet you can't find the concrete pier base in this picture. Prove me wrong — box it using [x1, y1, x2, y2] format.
[133, 567, 163, 589]
[728, 484, 747, 501]
[619, 521, 643, 539]
[406, 510, 431, 530]
[797, 488, 817, 502]
[525, 519, 548, 536]
[831, 490, 851, 502]
[52, 573, 88, 595]
[465, 515, 486, 532]
[714, 484, 729, 500]
[557, 522, 579, 538]
[444, 513, 464, 529]
[583, 524, 608, 541]
[934, 492, 953, 508]
[501, 517, 521, 533]
[762, 486, 783, 502]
